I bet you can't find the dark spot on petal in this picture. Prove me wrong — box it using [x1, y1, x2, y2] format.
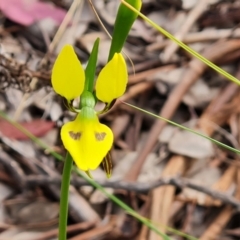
[69, 131, 81, 140]
[95, 132, 106, 141]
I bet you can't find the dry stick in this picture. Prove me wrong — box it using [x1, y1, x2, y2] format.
[0, 151, 26, 188]
[128, 65, 175, 84]
[124, 39, 240, 183]
[197, 86, 240, 142]
[33, 221, 96, 240]
[13, 0, 82, 121]
[138, 223, 149, 240]
[69, 223, 114, 240]
[183, 28, 240, 44]
[199, 206, 234, 240]
[162, 0, 210, 62]
[236, 160, 240, 200]
[150, 156, 186, 240]
[24, 175, 240, 208]
[147, 28, 240, 52]
[128, 59, 163, 73]
[219, 49, 240, 66]
[118, 82, 155, 105]
[205, 165, 237, 206]
[200, 83, 240, 129]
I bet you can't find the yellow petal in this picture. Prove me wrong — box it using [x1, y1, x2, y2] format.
[60, 110, 113, 171]
[96, 53, 128, 103]
[51, 45, 85, 100]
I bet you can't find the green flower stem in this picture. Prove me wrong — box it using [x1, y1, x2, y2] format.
[58, 152, 73, 240]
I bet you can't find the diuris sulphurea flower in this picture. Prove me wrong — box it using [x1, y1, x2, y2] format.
[51, 45, 128, 177]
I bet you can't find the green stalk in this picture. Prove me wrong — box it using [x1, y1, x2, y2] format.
[58, 152, 73, 240]
[108, 0, 142, 61]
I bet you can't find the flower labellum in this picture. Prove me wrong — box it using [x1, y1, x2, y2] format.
[61, 110, 113, 171]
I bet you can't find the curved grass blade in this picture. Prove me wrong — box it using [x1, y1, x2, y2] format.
[122, 101, 240, 155]
[121, 0, 240, 86]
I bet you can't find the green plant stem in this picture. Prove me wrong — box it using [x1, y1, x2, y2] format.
[58, 152, 73, 240]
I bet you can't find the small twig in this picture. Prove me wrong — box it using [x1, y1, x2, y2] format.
[0, 151, 26, 188]
[25, 175, 240, 209]
[147, 28, 240, 52]
[34, 221, 96, 240]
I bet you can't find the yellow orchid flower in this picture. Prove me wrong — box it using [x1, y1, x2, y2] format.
[51, 45, 128, 177]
